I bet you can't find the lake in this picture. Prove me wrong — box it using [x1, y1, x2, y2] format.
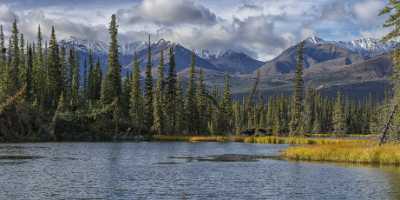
[0, 142, 399, 200]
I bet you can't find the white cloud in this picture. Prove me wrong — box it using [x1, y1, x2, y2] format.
[353, 0, 385, 24]
[0, 0, 392, 60]
[118, 0, 217, 26]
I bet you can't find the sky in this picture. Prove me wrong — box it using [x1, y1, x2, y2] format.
[0, 0, 390, 60]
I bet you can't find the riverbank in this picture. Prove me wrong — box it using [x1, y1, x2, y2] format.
[154, 135, 400, 166]
[153, 135, 372, 145]
[282, 142, 400, 165]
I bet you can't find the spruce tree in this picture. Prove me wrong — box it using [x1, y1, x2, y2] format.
[70, 49, 79, 108]
[101, 14, 121, 104]
[197, 69, 208, 133]
[143, 36, 154, 132]
[0, 25, 5, 62]
[220, 73, 233, 133]
[93, 59, 102, 101]
[129, 53, 144, 132]
[175, 77, 186, 133]
[153, 49, 165, 134]
[333, 91, 346, 135]
[7, 19, 20, 95]
[166, 47, 177, 134]
[34, 25, 46, 106]
[0, 25, 5, 98]
[82, 58, 88, 101]
[185, 51, 198, 133]
[47, 26, 62, 107]
[289, 41, 305, 135]
[87, 50, 94, 102]
[19, 34, 26, 85]
[25, 45, 33, 102]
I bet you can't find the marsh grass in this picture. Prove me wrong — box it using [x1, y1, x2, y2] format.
[153, 135, 400, 165]
[282, 142, 400, 165]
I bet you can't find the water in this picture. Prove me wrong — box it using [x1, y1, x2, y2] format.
[0, 142, 400, 200]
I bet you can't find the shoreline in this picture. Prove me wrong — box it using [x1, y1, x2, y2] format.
[1, 135, 399, 166]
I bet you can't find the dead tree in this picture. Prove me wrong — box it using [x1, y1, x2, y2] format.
[380, 104, 398, 145]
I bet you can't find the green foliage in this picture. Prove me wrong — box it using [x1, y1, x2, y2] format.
[185, 51, 199, 133]
[153, 49, 165, 134]
[290, 41, 305, 135]
[101, 14, 121, 104]
[129, 53, 144, 132]
[143, 36, 154, 132]
[0, 14, 387, 142]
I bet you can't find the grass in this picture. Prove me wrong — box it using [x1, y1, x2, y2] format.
[154, 135, 400, 165]
[282, 142, 400, 165]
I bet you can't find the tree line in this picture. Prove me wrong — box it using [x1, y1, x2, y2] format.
[0, 15, 388, 141]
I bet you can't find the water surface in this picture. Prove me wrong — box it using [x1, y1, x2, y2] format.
[0, 142, 399, 200]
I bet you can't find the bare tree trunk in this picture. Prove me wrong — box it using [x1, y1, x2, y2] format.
[380, 104, 397, 145]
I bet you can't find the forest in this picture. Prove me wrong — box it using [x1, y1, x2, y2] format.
[0, 13, 396, 142]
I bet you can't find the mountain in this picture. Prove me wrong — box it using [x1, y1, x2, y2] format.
[206, 50, 265, 74]
[59, 36, 397, 99]
[257, 36, 397, 76]
[244, 36, 397, 99]
[307, 36, 398, 58]
[60, 37, 264, 77]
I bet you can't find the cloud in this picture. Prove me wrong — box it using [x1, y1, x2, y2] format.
[0, 7, 109, 43]
[353, 0, 385, 24]
[0, 0, 392, 60]
[118, 0, 217, 26]
[0, 5, 18, 23]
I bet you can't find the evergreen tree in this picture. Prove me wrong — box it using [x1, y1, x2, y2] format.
[59, 45, 67, 96]
[166, 47, 177, 134]
[93, 59, 102, 101]
[153, 49, 165, 134]
[7, 19, 20, 95]
[175, 77, 186, 133]
[197, 69, 208, 133]
[0, 25, 5, 62]
[70, 49, 79, 109]
[19, 33, 26, 85]
[185, 51, 198, 133]
[143, 35, 154, 132]
[87, 50, 94, 102]
[220, 73, 233, 133]
[101, 14, 121, 104]
[34, 25, 46, 106]
[333, 91, 346, 135]
[47, 26, 62, 107]
[129, 53, 143, 132]
[82, 58, 88, 101]
[25, 45, 33, 101]
[289, 41, 305, 135]
[0, 25, 6, 98]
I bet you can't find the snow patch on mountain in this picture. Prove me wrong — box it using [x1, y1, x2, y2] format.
[305, 36, 398, 57]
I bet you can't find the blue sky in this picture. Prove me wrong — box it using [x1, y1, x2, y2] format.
[0, 0, 390, 60]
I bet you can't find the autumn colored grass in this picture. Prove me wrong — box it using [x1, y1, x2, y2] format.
[282, 142, 400, 165]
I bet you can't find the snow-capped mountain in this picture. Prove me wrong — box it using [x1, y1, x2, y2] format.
[306, 36, 398, 58]
[60, 36, 108, 54]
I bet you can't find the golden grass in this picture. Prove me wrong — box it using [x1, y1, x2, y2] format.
[153, 135, 400, 165]
[282, 142, 400, 165]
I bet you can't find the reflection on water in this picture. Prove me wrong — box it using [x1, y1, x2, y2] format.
[0, 142, 399, 200]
